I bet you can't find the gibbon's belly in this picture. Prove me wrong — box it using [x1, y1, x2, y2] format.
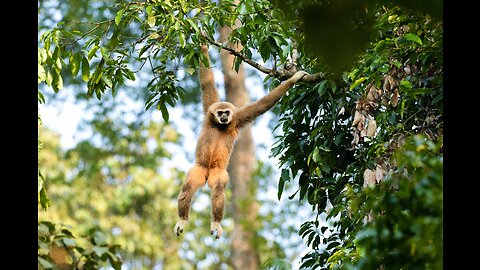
[195, 131, 234, 169]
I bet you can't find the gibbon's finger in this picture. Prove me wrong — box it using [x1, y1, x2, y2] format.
[290, 70, 309, 83]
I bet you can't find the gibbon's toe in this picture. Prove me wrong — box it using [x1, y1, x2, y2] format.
[210, 221, 223, 239]
[174, 220, 188, 236]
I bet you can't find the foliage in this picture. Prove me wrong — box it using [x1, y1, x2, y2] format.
[38, 112, 193, 269]
[38, 90, 50, 211]
[38, 0, 311, 117]
[39, 1, 443, 269]
[273, 6, 443, 269]
[39, 1, 308, 268]
[38, 221, 122, 269]
[273, 0, 442, 74]
[352, 135, 443, 269]
[39, 118, 301, 268]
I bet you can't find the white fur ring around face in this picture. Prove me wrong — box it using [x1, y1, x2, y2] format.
[174, 219, 188, 236]
[210, 221, 223, 239]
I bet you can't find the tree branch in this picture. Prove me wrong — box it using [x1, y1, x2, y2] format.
[199, 32, 327, 83]
[200, 31, 273, 75]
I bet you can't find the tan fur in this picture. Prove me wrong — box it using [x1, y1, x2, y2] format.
[174, 44, 308, 238]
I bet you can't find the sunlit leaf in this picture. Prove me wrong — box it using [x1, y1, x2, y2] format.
[70, 52, 81, 77]
[81, 56, 90, 82]
[350, 77, 366, 90]
[147, 15, 156, 28]
[404, 33, 423, 45]
[115, 9, 124, 26]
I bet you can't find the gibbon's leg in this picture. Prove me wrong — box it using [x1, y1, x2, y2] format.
[207, 168, 229, 239]
[174, 165, 207, 236]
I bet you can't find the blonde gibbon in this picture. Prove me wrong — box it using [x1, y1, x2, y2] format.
[174, 45, 308, 239]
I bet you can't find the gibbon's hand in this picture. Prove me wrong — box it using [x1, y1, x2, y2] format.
[289, 71, 309, 84]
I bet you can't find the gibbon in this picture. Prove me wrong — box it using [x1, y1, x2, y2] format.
[174, 45, 308, 239]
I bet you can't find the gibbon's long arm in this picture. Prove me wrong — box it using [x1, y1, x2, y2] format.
[234, 71, 307, 129]
[199, 45, 220, 114]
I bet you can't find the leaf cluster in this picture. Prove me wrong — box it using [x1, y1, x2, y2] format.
[271, 6, 443, 269]
[38, 221, 122, 269]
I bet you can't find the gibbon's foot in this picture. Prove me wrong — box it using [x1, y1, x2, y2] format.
[210, 221, 223, 240]
[174, 220, 188, 236]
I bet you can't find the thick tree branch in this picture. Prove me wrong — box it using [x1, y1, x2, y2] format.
[199, 32, 327, 83]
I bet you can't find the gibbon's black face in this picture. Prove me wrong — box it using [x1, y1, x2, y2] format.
[216, 109, 232, 125]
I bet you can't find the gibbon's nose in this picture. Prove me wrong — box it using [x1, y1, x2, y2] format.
[220, 117, 228, 123]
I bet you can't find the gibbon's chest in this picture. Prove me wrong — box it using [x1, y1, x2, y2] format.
[195, 126, 238, 168]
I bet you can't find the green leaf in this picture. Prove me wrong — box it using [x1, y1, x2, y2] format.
[38, 90, 46, 104]
[52, 47, 62, 71]
[326, 241, 340, 250]
[93, 231, 107, 245]
[278, 169, 289, 200]
[70, 52, 81, 76]
[158, 102, 169, 123]
[315, 80, 328, 97]
[320, 162, 331, 173]
[100, 47, 110, 60]
[38, 48, 48, 63]
[87, 45, 99, 60]
[147, 15, 156, 28]
[350, 77, 366, 90]
[399, 79, 413, 90]
[271, 33, 287, 47]
[234, 56, 242, 73]
[115, 9, 124, 26]
[107, 251, 122, 270]
[404, 33, 423, 45]
[185, 67, 195, 75]
[186, 18, 199, 33]
[93, 246, 108, 257]
[179, 32, 186, 48]
[39, 187, 50, 210]
[102, 75, 113, 88]
[38, 256, 54, 268]
[146, 5, 153, 15]
[123, 69, 136, 81]
[312, 148, 321, 163]
[81, 56, 90, 82]
[38, 63, 46, 83]
[45, 69, 53, 86]
[62, 237, 76, 247]
[51, 69, 63, 92]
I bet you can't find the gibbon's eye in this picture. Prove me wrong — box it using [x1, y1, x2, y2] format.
[217, 111, 223, 117]
[224, 110, 230, 116]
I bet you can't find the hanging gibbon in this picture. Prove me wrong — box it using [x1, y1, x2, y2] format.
[174, 44, 308, 239]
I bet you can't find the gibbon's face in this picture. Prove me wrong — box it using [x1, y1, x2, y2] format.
[215, 109, 232, 125]
[210, 102, 235, 125]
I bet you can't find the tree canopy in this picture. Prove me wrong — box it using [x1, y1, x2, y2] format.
[38, 0, 443, 269]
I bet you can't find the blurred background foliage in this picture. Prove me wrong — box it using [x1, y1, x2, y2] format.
[38, 0, 442, 269]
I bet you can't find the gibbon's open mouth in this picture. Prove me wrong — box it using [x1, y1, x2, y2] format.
[220, 118, 228, 123]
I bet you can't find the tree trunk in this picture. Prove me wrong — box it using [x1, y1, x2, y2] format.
[219, 23, 261, 270]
